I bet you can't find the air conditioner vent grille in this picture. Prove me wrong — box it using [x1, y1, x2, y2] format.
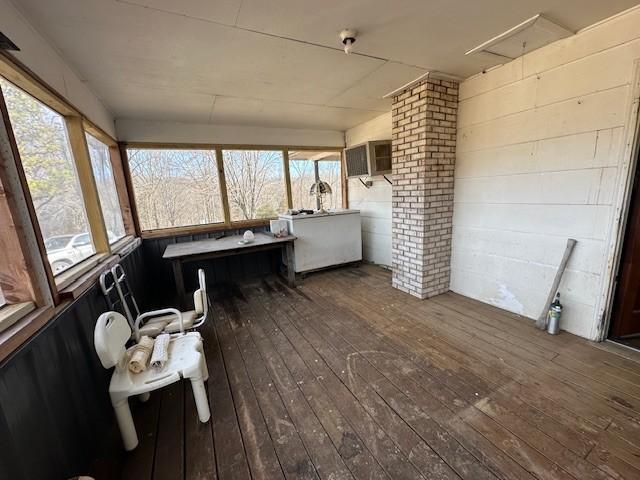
[345, 144, 369, 177]
[345, 140, 392, 178]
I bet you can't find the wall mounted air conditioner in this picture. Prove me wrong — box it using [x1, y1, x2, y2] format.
[344, 140, 391, 178]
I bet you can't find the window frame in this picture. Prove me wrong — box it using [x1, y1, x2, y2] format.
[287, 148, 345, 211]
[123, 143, 347, 238]
[0, 52, 136, 307]
[85, 131, 127, 244]
[221, 147, 289, 223]
[124, 145, 228, 234]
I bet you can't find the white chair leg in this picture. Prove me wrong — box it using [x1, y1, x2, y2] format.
[113, 397, 138, 451]
[201, 356, 209, 382]
[198, 346, 209, 382]
[139, 392, 150, 402]
[191, 378, 211, 423]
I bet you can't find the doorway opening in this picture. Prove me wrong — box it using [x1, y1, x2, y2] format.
[610, 144, 640, 349]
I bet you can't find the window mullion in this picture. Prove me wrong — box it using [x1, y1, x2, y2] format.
[64, 116, 110, 254]
[283, 149, 293, 210]
[216, 147, 232, 226]
[341, 150, 348, 209]
[108, 144, 136, 236]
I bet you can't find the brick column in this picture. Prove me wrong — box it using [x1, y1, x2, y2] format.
[391, 75, 458, 299]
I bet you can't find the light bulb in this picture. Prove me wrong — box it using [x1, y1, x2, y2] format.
[344, 38, 354, 54]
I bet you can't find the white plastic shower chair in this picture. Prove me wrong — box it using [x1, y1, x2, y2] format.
[94, 311, 210, 451]
[135, 268, 210, 339]
[105, 264, 210, 340]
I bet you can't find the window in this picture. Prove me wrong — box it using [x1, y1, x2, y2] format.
[1, 79, 95, 275]
[86, 133, 126, 243]
[127, 148, 224, 230]
[124, 145, 344, 233]
[223, 149, 287, 221]
[289, 153, 317, 210]
[289, 150, 343, 210]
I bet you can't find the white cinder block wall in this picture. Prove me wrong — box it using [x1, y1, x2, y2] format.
[345, 112, 392, 267]
[452, 6, 640, 339]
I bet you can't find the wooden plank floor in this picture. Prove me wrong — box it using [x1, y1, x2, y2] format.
[115, 264, 640, 480]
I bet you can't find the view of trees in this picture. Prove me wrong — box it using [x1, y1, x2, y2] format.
[290, 159, 316, 210]
[129, 149, 290, 228]
[223, 150, 287, 221]
[128, 149, 224, 230]
[0, 79, 93, 242]
[129, 147, 343, 230]
[86, 133, 126, 240]
[2, 76, 344, 246]
[289, 150, 342, 210]
[318, 160, 342, 209]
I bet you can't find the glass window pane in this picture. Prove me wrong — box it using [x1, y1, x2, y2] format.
[1, 79, 95, 275]
[86, 134, 125, 243]
[223, 150, 287, 221]
[288, 150, 342, 211]
[289, 157, 317, 211]
[127, 148, 224, 230]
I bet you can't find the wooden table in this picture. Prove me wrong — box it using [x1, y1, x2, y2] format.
[163, 232, 296, 307]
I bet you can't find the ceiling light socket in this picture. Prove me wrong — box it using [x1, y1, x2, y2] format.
[340, 28, 357, 54]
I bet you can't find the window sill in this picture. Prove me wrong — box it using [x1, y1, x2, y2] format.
[0, 237, 142, 362]
[58, 237, 141, 301]
[110, 235, 141, 256]
[0, 302, 36, 334]
[53, 236, 141, 294]
[140, 219, 271, 239]
[58, 254, 121, 301]
[55, 252, 109, 291]
[0, 305, 54, 363]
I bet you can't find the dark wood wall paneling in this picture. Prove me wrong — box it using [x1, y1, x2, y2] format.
[0, 226, 281, 480]
[142, 225, 278, 307]
[0, 246, 150, 480]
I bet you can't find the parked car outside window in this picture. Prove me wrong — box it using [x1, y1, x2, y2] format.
[45, 232, 96, 274]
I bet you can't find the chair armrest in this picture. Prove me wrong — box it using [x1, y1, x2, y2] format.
[134, 308, 183, 341]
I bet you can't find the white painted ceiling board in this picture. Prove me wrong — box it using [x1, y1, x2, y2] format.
[327, 61, 427, 112]
[116, 0, 242, 25]
[209, 96, 381, 130]
[115, 118, 345, 146]
[18, 1, 384, 103]
[9, 0, 640, 133]
[92, 82, 216, 123]
[235, 0, 638, 75]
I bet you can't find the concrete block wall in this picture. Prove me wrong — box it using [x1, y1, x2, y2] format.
[346, 112, 393, 267]
[391, 77, 459, 298]
[452, 5, 640, 339]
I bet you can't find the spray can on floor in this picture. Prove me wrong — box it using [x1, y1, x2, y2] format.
[547, 292, 562, 335]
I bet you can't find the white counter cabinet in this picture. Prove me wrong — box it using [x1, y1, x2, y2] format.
[278, 210, 362, 273]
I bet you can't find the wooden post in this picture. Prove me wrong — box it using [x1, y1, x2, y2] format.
[536, 238, 578, 330]
[341, 149, 348, 209]
[172, 259, 187, 310]
[283, 149, 293, 209]
[284, 241, 296, 287]
[216, 147, 232, 226]
[65, 116, 109, 253]
[109, 145, 136, 236]
[0, 172, 35, 303]
[118, 143, 142, 236]
[313, 160, 321, 210]
[0, 86, 55, 305]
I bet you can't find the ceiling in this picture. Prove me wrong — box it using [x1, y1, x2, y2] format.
[12, 0, 640, 131]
